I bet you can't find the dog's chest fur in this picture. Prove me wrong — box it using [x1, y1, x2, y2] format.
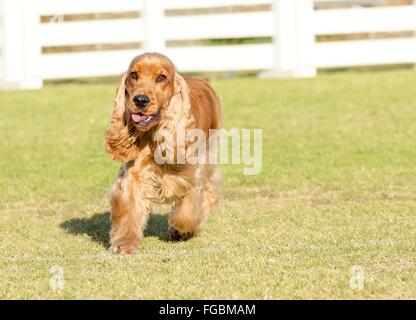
[119, 147, 200, 204]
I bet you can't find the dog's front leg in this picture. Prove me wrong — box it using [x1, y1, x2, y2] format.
[109, 164, 150, 254]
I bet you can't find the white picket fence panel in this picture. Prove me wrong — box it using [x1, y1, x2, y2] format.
[165, 12, 274, 41]
[0, 0, 415, 89]
[39, 19, 145, 46]
[314, 5, 416, 34]
[314, 4, 416, 68]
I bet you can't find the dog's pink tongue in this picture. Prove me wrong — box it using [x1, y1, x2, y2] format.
[132, 113, 150, 122]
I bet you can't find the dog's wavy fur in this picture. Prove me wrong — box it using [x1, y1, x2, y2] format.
[105, 53, 222, 254]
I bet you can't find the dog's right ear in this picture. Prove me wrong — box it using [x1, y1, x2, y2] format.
[105, 72, 140, 162]
[111, 72, 128, 122]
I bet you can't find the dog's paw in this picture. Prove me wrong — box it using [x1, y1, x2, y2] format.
[169, 228, 195, 242]
[110, 244, 137, 254]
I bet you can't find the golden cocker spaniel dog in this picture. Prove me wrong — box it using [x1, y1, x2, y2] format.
[105, 53, 222, 254]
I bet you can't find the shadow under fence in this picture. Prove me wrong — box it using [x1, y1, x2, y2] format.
[60, 212, 170, 248]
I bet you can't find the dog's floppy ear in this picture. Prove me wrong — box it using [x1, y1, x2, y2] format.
[174, 72, 186, 95]
[163, 73, 191, 121]
[111, 72, 128, 122]
[153, 73, 194, 163]
[104, 72, 139, 162]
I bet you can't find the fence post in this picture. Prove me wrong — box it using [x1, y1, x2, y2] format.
[0, 0, 42, 89]
[261, 0, 316, 78]
[142, 0, 166, 53]
[414, 0, 416, 71]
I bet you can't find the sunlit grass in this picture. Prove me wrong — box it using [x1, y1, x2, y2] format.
[0, 69, 415, 299]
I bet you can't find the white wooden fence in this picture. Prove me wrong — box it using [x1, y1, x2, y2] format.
[0, 0, 415, 89]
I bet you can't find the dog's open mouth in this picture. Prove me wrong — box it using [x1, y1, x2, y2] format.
[131, 111, 161, 128]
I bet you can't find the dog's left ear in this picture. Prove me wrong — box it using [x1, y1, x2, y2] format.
[165, 73, 191, 117]
[153, 72, 193, 161]
[173, 72, 188, 96]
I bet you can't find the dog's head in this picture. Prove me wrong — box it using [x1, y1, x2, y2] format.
[119, 53, 177, 132]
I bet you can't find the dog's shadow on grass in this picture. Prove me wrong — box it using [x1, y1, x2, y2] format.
[60, 212, 170, 248]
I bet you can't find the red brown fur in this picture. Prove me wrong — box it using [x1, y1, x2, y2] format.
[105, 53, 222, 254]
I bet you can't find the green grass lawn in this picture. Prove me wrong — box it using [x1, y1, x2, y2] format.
[0, 69, 415, 299]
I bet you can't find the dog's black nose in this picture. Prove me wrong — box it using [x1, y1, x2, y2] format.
[133, 95, 150, 107]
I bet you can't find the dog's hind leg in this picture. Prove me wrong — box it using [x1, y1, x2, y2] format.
[168, 166, 221, 241]
[169, 186, 206, 241]
[204, 165, 221, 212]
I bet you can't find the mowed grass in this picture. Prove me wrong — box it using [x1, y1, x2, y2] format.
[0, 69, 416, 299]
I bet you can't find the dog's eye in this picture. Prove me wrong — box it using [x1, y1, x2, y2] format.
[130, 71, 138, 80]
[157, 74, 167, 83]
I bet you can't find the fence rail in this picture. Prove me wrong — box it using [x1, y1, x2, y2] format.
[165, 12, 274, 41]
[38, 0, 143, 15]
[163, 0, 273, 10]
[314, 6, 416, 34]
[39, 19, 145, 47]
[0, 0, 415, 89]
